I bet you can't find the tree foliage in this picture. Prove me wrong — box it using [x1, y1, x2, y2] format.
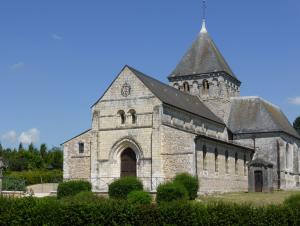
[293, 116, 300, 135]
[0, 143, 63, 172]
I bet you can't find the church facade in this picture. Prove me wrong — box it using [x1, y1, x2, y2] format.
[62, 21, 300, 194]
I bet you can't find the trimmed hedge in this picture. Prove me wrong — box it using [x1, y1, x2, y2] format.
[2, 177, 26, 191]
[57, 181, 92, 199]
[156, 182, 188, 203]
[0, 197, 299, 226]
[174, 173, 199, 200]
[108, 176, 143, 199]
[284, 192, 300, 209]
[127, 191, 152, 205]
[5, 170, 63, 186]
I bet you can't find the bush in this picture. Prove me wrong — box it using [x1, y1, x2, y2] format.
[2, 177, 26, 191]
[0, 197, 298, 226]
[5, 170, 63, 186]
[62, 191, 102, 203]
[127, 191, 152, 205]
[284, 193, 300, 209]
[108, 176, 143, 199]
[174, 173, 199, 200]
[57, 180, 92, 199]
[156, 182, 188, 203]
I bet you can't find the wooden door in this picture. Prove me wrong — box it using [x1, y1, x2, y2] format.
[121, 148, 137, 177]
[255, 171, 263, 192]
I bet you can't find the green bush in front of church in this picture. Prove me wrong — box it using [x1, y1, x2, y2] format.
[108, 176, 143, 199]
[156, 181, 188, 203]
[174, 173, 199, 200]
[127, 190, 152, 205]
[57, 180, 92, 199]
[284, 192, 300, 209]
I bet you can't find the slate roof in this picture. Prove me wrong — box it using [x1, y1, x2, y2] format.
[227, 97, 300, 139]
[127, 66, 224, 125]
[170, 22, 237, 80]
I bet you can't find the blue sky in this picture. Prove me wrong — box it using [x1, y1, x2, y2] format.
[1, 0, 300, 148]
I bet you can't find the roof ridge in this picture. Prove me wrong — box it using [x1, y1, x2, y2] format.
[127, 65, 224, 125]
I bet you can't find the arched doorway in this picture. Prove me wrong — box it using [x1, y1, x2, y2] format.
[121, 148, 137, 177]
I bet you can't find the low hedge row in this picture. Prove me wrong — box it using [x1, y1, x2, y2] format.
[0, 197, 299, 226]
[57, 181, 92, 199]
[5, 170, 63, 186]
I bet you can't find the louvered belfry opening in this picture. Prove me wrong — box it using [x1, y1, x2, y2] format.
[121, 148, 137, 177]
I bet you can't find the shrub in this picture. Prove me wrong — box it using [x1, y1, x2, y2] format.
[127, 191, 152, 205]
[5, 170, 63, 186]
[284, 193, 300, 209]
[2, 177, 26, 191]
[174, 173, 199, 200]
[62, 191, 102, 203]
[156, 182, 188, 203]
[0, 197, 299, 225]
[57, 180, 92, 199]
[108, 176, 143, 199]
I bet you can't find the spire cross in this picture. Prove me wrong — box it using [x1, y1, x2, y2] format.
[202, 0, 206, 23]
[200, 0, 207, 33]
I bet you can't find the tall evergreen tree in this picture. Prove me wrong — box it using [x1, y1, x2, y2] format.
[40, 144, 47, 160]
[293, 116, 300, 135]
[18, 143, 24, 151]
[28, 143, 35, 153]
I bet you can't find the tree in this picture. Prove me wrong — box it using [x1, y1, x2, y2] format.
[294, 116, 300, 135]
[48, 147, 63, 169]
[39, 144, 47, 161]
[18, 143, 24, 151]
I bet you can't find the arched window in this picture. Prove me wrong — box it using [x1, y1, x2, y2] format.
[243, 154, 247, 176]
[128, 109, 137, 124]
[235, 152, 238, 175]
[202, 80, 209, 95]
[203, 145, 207, 171]
[215, 148, 218, 172]
[183, 82, 190, 92]
[118, 110, 126, 124]
[225, 150, 229, 174]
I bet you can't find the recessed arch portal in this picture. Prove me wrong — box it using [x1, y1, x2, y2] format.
[121, 148, 137, 177]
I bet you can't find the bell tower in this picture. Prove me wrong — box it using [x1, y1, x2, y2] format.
[168, 2, 241, 120]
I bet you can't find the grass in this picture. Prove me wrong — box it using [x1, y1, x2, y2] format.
[199, 190, 300, 206]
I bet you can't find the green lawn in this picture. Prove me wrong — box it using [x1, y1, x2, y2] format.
[199, 190, 300, 206]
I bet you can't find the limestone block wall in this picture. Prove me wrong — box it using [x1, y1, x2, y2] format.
[234, 133, 300, 190]
[63, 130, 92, 181]
[169, 73, 240, 99]
[162, 104, 227, 141]
[196, 138, 251, 194]
[161, 125, 196, 179]
[90, 67, 164, 192]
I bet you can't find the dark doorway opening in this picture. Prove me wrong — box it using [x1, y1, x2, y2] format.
[121, 148, 137, 177]
[255, 171, 263, 192]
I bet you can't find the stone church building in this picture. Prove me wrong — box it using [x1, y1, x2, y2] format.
[62, 20, 300, 194]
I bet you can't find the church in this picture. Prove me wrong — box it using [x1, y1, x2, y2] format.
[62, 18, 300, 194]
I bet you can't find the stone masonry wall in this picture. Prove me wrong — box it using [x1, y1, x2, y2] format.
[63, 130, 92, 180]
[234, 133, 300, 190]
[196, 138, 251, 194]
[91, 67, 163, 191]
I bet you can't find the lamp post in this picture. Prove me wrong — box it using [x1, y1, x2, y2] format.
[0, 157, 4, 194]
